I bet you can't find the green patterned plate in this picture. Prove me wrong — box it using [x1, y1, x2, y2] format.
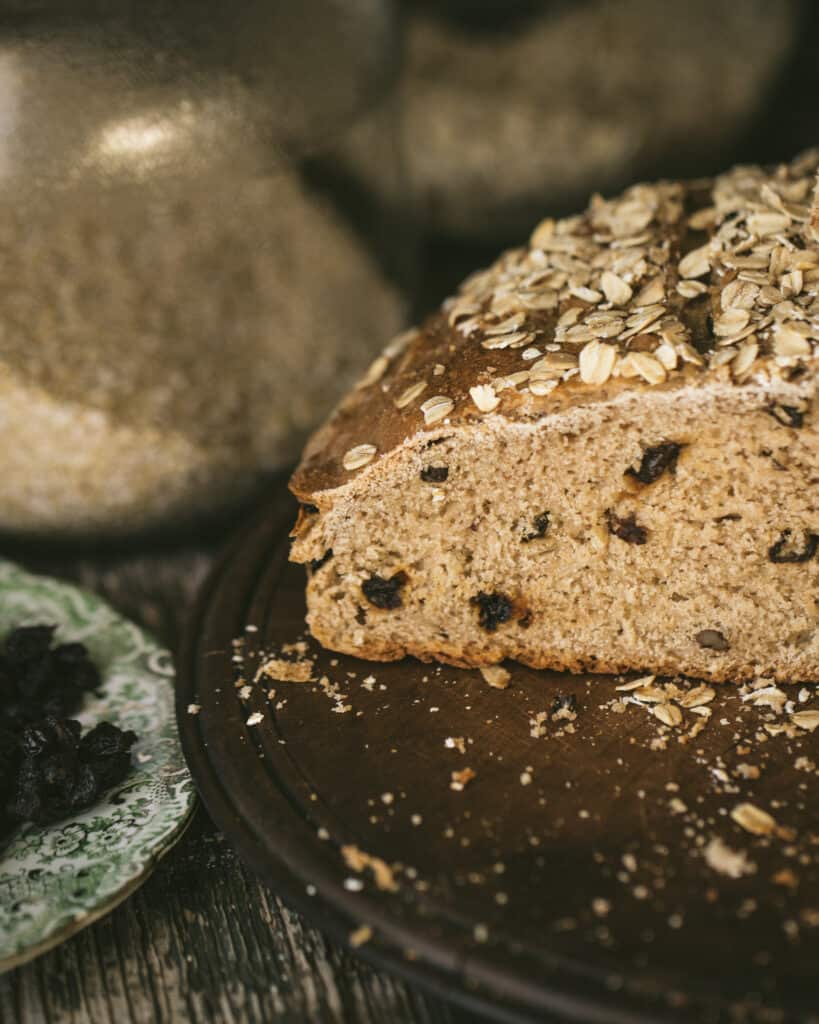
[0, 560, 196, 972]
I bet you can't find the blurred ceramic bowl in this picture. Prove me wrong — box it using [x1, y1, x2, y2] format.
[0, 1, 408, 536]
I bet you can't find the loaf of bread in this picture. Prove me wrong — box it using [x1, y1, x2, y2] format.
[290, 153, 819, 684]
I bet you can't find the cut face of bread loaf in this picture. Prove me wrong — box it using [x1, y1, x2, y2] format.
[290, 153, 819, 683]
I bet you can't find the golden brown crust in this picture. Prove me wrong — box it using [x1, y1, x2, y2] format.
[306, 622, 805, 686]
[290, 151, 819, 504]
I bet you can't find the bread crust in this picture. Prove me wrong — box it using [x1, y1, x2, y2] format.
[306, 622, 804, 686]
[291, 152, 819, 506]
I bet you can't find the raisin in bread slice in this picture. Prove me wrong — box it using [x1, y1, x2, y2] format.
[289, 152, 819, 684]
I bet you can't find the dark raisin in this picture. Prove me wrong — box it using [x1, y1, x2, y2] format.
[695, 629, 729, 651]
[355, 606, 367, 625]
[522, 511, 550, 542]
[51, 642, 90, 666]
[16, 653, 55, 700]
[625, 442, 683, 484]
[420, 465, 448, 483]
[68, 764, 100, 809]
[551, 693, 576, 715]
[5, 625, 56, 664]
[300, 503, 319, 514]
[767, 404, 805, 429]
[79, 722, 137, 761]
[471, 591, 513, 632]
[362, 572, 407, 610]
[19, 723, 53, 758]
[768, 529, 819, 564]
[7, 716, 135, 826]
[605, 509, 647, 545]
[309, 549, 333, 572]
[1, 625, 138, 836]
[86, 751, 132, 792]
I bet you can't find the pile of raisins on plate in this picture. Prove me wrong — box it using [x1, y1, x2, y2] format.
[0, 625, 137, 839]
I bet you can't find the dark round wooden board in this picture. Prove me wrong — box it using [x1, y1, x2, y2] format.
[177, 493, 819, 1024]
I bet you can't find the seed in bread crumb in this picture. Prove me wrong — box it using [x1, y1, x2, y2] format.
[616, 675, 656, 692]
[394, 380, 427, 409]
[342, 444, 377, 471]
[480, 665, 510, 689]
[678, 685, 716, 708]
[653, 703, 683, 727]
[695, 629, 730, 652]
[792, 710, 819, 732]
[420, 395, 454, 425]
[579, 340, 617, 385]
[600, 270, 632, 306]
[731, 802, 794, 839]
[469, 384, 500, 413]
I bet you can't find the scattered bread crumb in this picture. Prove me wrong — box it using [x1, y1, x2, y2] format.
[256, 657, 314, 683]
[349, 924, 373, 948]
[342, 845, 399, 892]
[703, 837, 756, 878]
[450, 767, 476, 791]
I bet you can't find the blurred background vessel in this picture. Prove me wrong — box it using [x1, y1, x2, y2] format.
[0, 0, 407, 536]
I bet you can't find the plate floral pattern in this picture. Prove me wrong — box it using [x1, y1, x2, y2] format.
[0, 560, 195, 972]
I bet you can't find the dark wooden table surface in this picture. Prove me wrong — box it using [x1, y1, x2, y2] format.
[0, 501, 486, 1024]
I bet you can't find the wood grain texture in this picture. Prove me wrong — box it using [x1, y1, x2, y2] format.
[0, 527, 467, 1024]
